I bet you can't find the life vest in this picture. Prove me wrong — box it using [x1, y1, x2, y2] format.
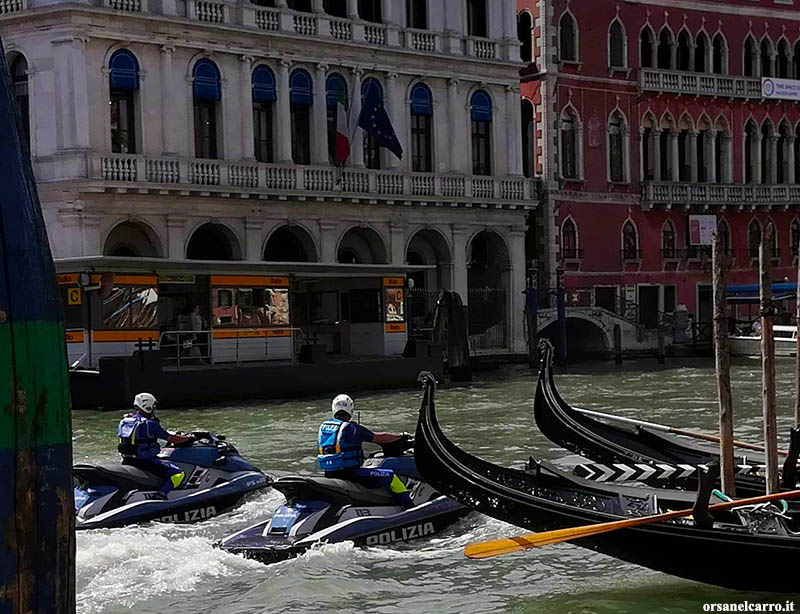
[117, 413, 160, 460]
[317, 419, 363, 471]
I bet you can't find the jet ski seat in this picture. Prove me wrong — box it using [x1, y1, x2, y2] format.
[73, 463, 165, 491]
[273, 477, 397, 507]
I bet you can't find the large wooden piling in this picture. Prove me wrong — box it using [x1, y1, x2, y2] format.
[796, 256, 800, 428]
[712, 234, 736, 496]
[0, 39, 75, 612]
[760, 225, 779, 494]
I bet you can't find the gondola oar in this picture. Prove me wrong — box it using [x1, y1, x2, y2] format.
[464, 488, 800, 560]
[573, 406, 787, 456]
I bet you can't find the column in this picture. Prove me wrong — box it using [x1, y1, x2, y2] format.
[346, 0, 358, 19]
[312, 63, 330, 165]
[389, 222, 406, 265]
[166, 216, 188, 259]
[651, 129, 661, 181]
[723, 133, 733, 183]
[769, 135, 778, 183]
[508, 228, 527, 353]
[447, 78, 463, 173]
[244, 218, 264, 261]
[754, 131, 762, 184]
[240, 56, 255, 160]
[311, 0, 324, 11]
[788, 137, 796, 184]
[350, 67, 364, 167]
[160, 46, 177, 155]
[689, 130, 698, 183]
[505, 85, 522, 176]
[707, 131, 717, 184]
[81, 214, 103, 257]
[385, 72, 402, 170]
[669, 130, 679, 182]
[276, 60, 293, 164]
[319, 220, 339, 262]
[452, 224, 469, 306]
[52, 37, 89, 151]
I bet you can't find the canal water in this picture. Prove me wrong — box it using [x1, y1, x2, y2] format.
[74, 358, 800, 613]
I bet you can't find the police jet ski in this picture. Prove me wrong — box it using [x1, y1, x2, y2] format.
[218, 437, 468, 563]
[74, 431, 270, 530]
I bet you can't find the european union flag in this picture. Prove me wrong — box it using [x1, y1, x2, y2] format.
[358, 81, 403, 160]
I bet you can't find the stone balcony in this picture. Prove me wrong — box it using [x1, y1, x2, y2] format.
[640, 68, 762, 99]
[641, 181, 800, 210]
[88, 153, 537, 207]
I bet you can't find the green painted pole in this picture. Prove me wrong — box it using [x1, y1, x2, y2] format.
[0, 37, 75, 612]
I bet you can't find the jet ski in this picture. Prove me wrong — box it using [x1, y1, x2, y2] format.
[217, 437, 468, 563]
[74, 431, 270, 530]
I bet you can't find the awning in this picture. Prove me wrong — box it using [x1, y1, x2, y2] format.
[726, 282, 797, 304]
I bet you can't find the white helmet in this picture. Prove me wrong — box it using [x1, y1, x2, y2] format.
[134, 392, 158, 414]
[331, 394, 354, 420]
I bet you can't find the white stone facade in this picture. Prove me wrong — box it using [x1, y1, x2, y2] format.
[1, 0, 536, 352]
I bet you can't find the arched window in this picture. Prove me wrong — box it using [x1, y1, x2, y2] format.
[361, 77, 383, 169]
[326, 73, 348, 164]
[717, 219, 731, 253]
[712, 33, 726, 74]
[559, 12, 578, 62]
[744, 36, 757, 77]
[748, 219, 762, 259]
[193, 59, 221, 159]
[695, 32, 708, 72]
[677, 29, 691, 71]
[640, 26, 655, 68]
[410, 83, 433, 172]
[760, 121, 774, 184]
[252, 65, 276, 164]
[470, 90, 492, 175]
[109, 50, 139, 154]
[466, 0, 487, 38]
[407, 0, 427, 29]
[622, 220, 639, 260]
[777, 39, 791, 78]
[657, 27, 673, 69]
[778, 122, 790, 184]
[760, 38, 773, 77]
[609, 20, 626, 68]
[10, 55, 30, 149]
[290, 68, 313, 165]
[792, 218, 800, 258]
[518, 11, 533, 63]
[561, 218, 578, 259]
[521, 99, 535, 178]
[662, 221, 677, 258]
[744, 120, 758, 184]
[560, 107, 580, 180]
[608, 111, 626, 183]
[795, 42, 800, 80]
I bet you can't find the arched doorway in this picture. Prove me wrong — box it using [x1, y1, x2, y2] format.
[264, 225, 318, 262]
[467, 230, 509, 349]
[337, 226, 388, 264]
[186, 223, 242, 260]
[406, 229, 451, 337]
[539, 317, 609, 359]
[103, 221, 162, 257]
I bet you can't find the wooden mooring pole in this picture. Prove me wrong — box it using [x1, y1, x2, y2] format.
[712, 233, 736, 497]
[796, 254, 800, 429]
[0, 38, 75, 612]
[760, 224, 779, 494]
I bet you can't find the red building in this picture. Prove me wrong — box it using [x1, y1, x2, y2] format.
[518, 0, 800, 353]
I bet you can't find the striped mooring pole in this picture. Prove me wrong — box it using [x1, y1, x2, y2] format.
[0, 36, 76, 612]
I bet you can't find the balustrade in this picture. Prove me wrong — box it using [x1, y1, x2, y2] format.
[640, 68, 762, 99]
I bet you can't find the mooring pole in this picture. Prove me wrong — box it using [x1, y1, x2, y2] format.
[760, 225, 779, 494]
[712, 232, 736, 497]
[0, 39, 75, 612]
[796, 254, 800, 429]
[556, 268, 566, 364]
[525, 278, 538, 369]
[614, 324, 622, 364]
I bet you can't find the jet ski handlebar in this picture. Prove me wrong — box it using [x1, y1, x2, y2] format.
[377, 433, 414, 457]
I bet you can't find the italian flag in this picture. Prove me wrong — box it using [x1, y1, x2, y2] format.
[333, 85, 350, 165]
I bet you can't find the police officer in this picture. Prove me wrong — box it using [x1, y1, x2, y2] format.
[317, 394, 413, 508]
[117, 393, 192, 500]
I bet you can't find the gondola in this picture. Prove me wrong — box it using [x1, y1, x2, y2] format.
[532, 341, 799, 496]
[414, 372, 800, 592]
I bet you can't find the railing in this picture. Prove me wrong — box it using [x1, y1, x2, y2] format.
[158, 328, 300, 368]
[640, 68, 762, 99]
[90, 155, 535, 202]
[191, 0, 225, 23]
[467, 37, 498, 60]
[622, 248, 643, 261]
[255, 7, 280, 31]
[293, 13, 317, 36]
[0, 0, 25, 14]
[560, 248, 583, 260]
[105, 0, 140, 11]
[364, 24, 387, 46]
[661, 247, 681, 259]
[406, 28, 437, 52]
[641, 181, 800, 207]
[684, 245, 712, 260]
[329, 17, 352, 41]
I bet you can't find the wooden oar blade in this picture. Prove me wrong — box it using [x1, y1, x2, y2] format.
[464, 536, 530, 559]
